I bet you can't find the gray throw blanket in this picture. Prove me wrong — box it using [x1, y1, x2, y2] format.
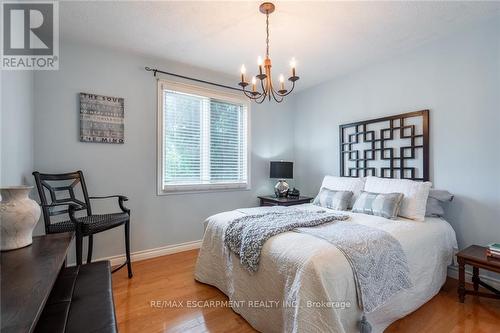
[224, 210, 349, 272]
[295, 222, 413, 313]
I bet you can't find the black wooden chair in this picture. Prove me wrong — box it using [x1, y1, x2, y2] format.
[33, 170, 132, 278]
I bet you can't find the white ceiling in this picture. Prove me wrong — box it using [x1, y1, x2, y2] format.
[60, 1, 500, 91]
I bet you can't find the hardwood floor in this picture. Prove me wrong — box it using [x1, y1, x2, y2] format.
[112, 249, 500, 333]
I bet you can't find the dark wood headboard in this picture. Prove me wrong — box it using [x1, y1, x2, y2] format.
[339, 110, 429, 181]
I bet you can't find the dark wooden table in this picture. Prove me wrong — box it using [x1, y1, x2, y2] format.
[1, 232, 74, 333]
[456, 245, 500, 303]
[258, 195, 313, 207]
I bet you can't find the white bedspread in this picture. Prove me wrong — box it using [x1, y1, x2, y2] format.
[194, 204, 457, 333]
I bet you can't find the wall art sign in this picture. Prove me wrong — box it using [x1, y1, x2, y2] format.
[80, 93, 124, 144]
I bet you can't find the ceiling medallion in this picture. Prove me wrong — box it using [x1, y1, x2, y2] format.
[238, 2, 299, 103]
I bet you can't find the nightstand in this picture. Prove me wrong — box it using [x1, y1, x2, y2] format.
[456, 245, 500, 303]
[258, 195, 313, 207]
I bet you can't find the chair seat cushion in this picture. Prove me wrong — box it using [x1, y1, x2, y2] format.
[48, 213, 129, 235]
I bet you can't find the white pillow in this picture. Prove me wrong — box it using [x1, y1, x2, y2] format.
[364, 176, 432, 221]
[320, 176, 366, 208]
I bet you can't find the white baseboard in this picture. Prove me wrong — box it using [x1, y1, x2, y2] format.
[448, 265, 500, 290]
[96, 239, 202, 267]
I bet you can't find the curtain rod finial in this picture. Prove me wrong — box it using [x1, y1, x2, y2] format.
[145, 66, 157, 76]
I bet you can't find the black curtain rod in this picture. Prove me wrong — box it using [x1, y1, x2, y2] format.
[145, 66, 243, 92]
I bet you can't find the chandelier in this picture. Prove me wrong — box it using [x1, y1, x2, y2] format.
[238, 2, 299, 103]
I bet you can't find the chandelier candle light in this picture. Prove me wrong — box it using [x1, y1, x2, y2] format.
[238, 2, 299, 103]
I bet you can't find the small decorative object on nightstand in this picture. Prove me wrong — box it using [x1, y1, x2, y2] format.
[270, 161, 293, 197]
[258, 195, 313, 207]
[456, 245, 500, 303]
[288, 187, 300, 199]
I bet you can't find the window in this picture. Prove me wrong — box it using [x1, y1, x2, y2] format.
[157, 80, 250, 193]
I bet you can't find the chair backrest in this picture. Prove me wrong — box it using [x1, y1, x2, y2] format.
[33, 170, 92, 234]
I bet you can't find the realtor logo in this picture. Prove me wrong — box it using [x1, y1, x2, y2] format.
[1, 1, 59, 70]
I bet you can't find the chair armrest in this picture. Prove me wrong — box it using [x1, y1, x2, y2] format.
[89, 195, 128, 201]
[89, 195, 129, 214]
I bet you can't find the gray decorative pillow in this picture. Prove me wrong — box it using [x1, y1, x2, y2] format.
[425, 189, 454, 217]
[313, 188, 353, 211]
[425, 197, 444, 217]
[429, 189, 454, 202]
[352, 191, 404, 219]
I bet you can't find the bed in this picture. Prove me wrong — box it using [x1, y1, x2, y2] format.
[195, 205, 457, 333]
[194, 110, 458, 332]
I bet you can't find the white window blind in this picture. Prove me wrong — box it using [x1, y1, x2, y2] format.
[158, 81, 249, 193]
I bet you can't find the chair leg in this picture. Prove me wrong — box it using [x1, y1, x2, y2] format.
[125, 220, 133, 278]
[76, 232, 83, 266]
[87, 235, 93, 264]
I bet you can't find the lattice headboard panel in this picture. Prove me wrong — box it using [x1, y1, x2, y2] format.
[339, 110, 429, 181]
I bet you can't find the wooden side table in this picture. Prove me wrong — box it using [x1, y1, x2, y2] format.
[456, 245, 500, 303]
[258, 195, 313, 207]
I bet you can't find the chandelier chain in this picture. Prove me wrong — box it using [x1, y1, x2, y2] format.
[266, 12, 270, 57]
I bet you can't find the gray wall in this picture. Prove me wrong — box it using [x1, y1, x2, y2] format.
[1, 71, 35, 186]
[33, 42, 294, 262]
[292, 17, 500, 250]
